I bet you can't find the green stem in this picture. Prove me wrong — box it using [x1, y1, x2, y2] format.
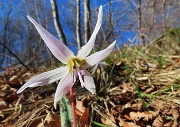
[70, 88, 77, 127]
[91, 121, 112, 127]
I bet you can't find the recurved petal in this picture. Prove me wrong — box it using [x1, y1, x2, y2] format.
[17, 66, 68, 94]
[84, 70, 96, 94]
[54, 73, 73, 109]
[77, 5, 103, 58]
[91, 62, 107, 74]
[84, 40, 116, 68]
[27, 16, 75, 64]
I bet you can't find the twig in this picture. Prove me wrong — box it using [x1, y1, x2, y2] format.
[0, 41, 30, 71]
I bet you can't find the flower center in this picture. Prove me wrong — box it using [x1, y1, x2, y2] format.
[67, 57, 85, 73]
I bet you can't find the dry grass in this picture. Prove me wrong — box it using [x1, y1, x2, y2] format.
[0, 37, 179, 126]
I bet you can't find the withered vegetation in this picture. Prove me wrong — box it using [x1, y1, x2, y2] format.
[0, 32, 179, 127]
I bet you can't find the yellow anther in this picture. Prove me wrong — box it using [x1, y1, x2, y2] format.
[67, 57, 85, 73]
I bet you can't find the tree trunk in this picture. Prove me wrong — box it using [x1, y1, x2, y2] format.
[50, 0, 67, 45]
[76, 0, 82, 49]
[84, 0, 91, 43]
[138, 0, 146, 45]
[162, 0, 167, 32]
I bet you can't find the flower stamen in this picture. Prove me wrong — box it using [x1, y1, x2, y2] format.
[67, 57, 85, 73]
[77, 71, 85, 87]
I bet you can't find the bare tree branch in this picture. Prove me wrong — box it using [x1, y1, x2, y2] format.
[0, 41, 29, 71]
[50, 0, 67, 45]
[76, 0, 82, 49]
[0, 1, 12, 67]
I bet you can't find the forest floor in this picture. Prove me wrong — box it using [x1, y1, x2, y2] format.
[0, 44, 179, 127]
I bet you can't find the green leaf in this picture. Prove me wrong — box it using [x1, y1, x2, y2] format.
[60, 97, 73, 127]
[60, 96, 80, 127]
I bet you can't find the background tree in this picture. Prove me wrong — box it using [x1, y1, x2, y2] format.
[50, 0, 67, 46]
[0, 0, 179, 71]
[84, 0, 91, 44]
[76, 0, 82, 49]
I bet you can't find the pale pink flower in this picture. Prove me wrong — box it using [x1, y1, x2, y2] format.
[17, 6, 116, 109]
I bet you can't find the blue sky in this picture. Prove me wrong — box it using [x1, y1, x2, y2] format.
[0, 0, 137, 61]
[55, 0, 137, 49]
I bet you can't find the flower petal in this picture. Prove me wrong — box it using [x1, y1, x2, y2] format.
[84, 40, 116, 68]
[17, 66, 68, 94]
[83, 70, 96, 94]
[54, 73, 73, 109]
[91, 62, 107, 74]
[77, 5, 103, 58]
[77, 71, 85, 87]
[27, 16, 75, 64]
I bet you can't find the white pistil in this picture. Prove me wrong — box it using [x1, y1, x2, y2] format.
[77, 71, 85, 88]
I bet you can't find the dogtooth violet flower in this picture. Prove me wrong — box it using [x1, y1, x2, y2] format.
[17, 5, 116, 109]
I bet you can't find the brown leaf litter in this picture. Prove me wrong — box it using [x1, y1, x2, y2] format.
[0, 54, 179, 126]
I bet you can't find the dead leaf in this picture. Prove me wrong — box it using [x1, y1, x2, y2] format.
[120, 82, 134, 93]
[79, 108, 89, 127]
[172, 121, 179, 127]
[152, 115, 166, 127]
[0, 91, 6, 98]
[76, 100, 86, 113]
[118, 117, 141, 127]
[164, 121, 173, 127]
[151, 99, 172, 115]
[171, 106, 180, 122]
[0, 101, 7, 109]
[37, 111, 60, 127]
[131, 102, 143, 111]
[129, 111, 159, 121]
[4, 93, 18, 103]
[101, 117, 117, 127]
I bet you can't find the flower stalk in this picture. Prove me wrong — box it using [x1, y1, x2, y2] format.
[70, 88, 77, 127]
